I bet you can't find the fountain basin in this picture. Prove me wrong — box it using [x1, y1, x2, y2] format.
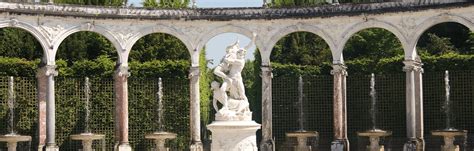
[70, 133, 105, 151]
[145, 131, 177, 151]
[286, 131, 318, 138]
[145, 131, 177, 140]
[285, 131, 318, 151]
[0, 134, 32, 151]
[431, 129, 467, 151]
[357, 129, 392, 137]
[431, 129, 466, 137]
[357, 129, 392, 151]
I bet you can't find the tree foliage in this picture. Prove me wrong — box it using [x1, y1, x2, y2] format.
[271, 32, 332, 65]
[343, 28, 403, 61]
[55, 0, 124, 6]
[130, 33, 190, 62]
[271, 0, 326, 7]
[143, 0, 189, 8]
[57, 32, 117, 63]
[0, 28, 42, 60]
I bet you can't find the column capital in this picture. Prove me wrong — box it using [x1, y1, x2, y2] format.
[114, 65, 130, 77]
[403, 59, 423, 73]
[260, 65, 273, 79]
[37, 65, 58, 77]
[188, 66, 200, 79]
[260, 65, 272, 71]
[331, 64, 348, 76]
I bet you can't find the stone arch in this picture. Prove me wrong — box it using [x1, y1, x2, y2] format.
[124, 25, 193, 64]
[197, 24, 255, 52]
[410, 13, 474, 55]
[0, 20, 51, 64]
[53, 24, 125, 64]
[266, 24, 336, 65]
[338, 19, 408, 62]
[195, 24, 255, 66]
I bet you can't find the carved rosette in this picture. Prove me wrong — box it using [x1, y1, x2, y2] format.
[39, 24, 65, 44]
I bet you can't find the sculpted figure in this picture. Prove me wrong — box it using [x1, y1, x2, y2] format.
[212, 33, 256, 121]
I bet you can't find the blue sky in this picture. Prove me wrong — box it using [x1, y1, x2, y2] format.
[128, 0, 263, 67]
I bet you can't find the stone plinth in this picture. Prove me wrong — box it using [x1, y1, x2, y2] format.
[145, 131, 177, 151]
[70, 133, 105, 151]
[357, 129, 392, 151]
[285, 131, 318, 151]
[207, 121, 260, 151]
[0, 134, 32, 151]
[431, 129, 467, 151]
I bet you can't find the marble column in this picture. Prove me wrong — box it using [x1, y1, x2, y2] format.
[38, 65, 59, 151]
[114, 65, 132, 151]
[403, 59, 424, 151]
[260, 65, 274, 151]
[36, 66, 48, 151]
[189, 66, 203, 151]
[330, 64, 349, 151]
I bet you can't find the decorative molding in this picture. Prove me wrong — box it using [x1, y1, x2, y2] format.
[331, 64, 348, 76]
[37, 65, 58, 77]
[114, 65, 130, 77]
[39, 24, 65, 43]
[0, 1, 470, 20]
[403, 59, 424, 73]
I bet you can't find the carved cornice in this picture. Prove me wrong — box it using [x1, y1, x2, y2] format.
[0, 1, 470, 20]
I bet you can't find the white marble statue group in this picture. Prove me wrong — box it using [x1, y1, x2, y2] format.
[212, 33, 256, 121]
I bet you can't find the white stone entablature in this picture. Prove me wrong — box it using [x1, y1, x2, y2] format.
[0, 2, 472, 67]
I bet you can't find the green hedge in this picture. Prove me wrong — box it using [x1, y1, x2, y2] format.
[269, 53, 474, 76]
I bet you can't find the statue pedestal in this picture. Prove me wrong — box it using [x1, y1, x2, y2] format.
[207, 121, 260, 151]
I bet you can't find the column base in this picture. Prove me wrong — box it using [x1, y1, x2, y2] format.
[207, 121, 261, 151]
[331, 139, 349, 151]
[45, 144, 59, 151]
[403, 138, 423, 151]
[190, 142, 203, 151]
[114, 143, 132, 151]
[37, 145, 45, 151]
[259, 139, 274, 151]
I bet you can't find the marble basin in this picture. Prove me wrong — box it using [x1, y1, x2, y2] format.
[432, 129, 466, 137]
[0, 134, 32, 151]
[357, 129, 392, 151]
[145, 131, 177, 140]
[70, 133, 105, 140]
[286, 130, 319, 138]
[357, 129, 392, 137]
[285, 130, 318, 151]
[70, 133, 105, 151]
[0, 134, 32, 142]
[431, 129, 467, 151]
[145, 131, 177, 151]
